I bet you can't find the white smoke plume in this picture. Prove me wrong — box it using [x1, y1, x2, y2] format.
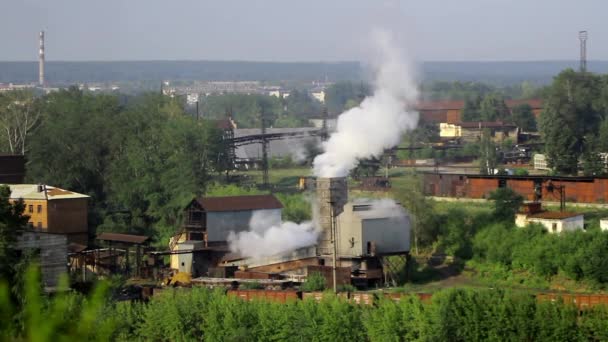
[313, 30, 419, 177]
[227, 210, 319, 259]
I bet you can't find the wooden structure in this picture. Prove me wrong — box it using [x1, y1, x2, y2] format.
[96, 233, 149, 277]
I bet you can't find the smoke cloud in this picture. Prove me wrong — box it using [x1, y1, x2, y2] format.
[313, 30, 419, 177]
[227, 210, 319, 259]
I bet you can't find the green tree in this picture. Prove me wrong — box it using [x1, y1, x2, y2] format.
[0, 90, 40, 154]
[461, 95, 482, 121]
[0, 185, 28, 287]
[325, 81, 370, 115]
[479, 93, 510, 121]
[392, 173, 438, 254]
[539, 69, 603, 174]
[488, 188, 524, 222]
[511, 104, 537, 131]
[598, 118, 608, 152]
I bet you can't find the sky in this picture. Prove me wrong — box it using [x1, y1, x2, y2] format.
[0, 0, 606, 62]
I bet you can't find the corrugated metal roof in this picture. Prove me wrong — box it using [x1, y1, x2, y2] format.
[5, 184, 89, 200]
[196, 194, 283, 212]
[96, 232, 150, 244]
[417, 99, 543, 111]
[528, 211, 582, 220]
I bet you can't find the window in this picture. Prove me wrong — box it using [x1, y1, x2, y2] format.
[28, 205, 33, 213]
[552, 223, 557, 232]
[37, 205, 42, 213]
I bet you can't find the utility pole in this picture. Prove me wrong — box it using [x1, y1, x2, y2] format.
[260, 108, 269, 188]
[579, 31, 588, 72]
[196, 100, 200, 120]
[331, 204, 338, 293]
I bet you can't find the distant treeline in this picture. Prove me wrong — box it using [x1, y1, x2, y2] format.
[0, 61, 362, 84]
[3, 60, 608, 85]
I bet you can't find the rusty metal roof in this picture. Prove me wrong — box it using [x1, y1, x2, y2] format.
[196, 194, 283, 212]
[417, 99, 543, 111]
[528, 211, 582, 220]
[96, 232, 149, 244]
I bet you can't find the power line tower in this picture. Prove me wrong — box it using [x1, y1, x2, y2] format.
[579, 30, 588, 72]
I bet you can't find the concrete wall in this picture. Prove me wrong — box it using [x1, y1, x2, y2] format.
[206, 209, 281, 242]
[16, 231, 67, 289]
[361, 217, 410, 254]
[47, 198, 89, 244]
[337, 203, 411, 257]
[600, 219, 608, 231]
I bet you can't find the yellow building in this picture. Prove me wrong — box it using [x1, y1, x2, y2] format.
[6, 184, 90, 245]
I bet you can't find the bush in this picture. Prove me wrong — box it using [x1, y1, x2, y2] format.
[301, 272, 326, 292]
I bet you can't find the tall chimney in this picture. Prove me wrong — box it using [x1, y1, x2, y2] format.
[316, 177, 348, 256]
[39, 31, 45, 86]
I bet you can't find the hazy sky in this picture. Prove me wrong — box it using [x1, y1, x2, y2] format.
[1, 0, 606, 62]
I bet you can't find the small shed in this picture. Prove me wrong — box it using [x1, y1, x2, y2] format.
[96, 232, 149, 276]
[600, 218, 608, 231]
[516, 211, 584, 233]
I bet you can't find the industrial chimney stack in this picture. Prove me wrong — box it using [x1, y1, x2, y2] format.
[316, 177, 348, 256]
[39, 31, 45, 86]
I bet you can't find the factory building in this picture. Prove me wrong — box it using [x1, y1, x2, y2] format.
[181, 194, 283, 244]
[423, 173, 608, 204]
[170, 194, 283, 276]
[336, 200, 411, 258]
[5, 184, 90, 244]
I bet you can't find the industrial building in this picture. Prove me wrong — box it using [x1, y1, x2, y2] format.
[439, 121, 519, 143]
[5, 184, 90, 244]
[169, 194, 283, 277]
[416, 99, 543, 124]
[515, 202, 584, 233]
[168, 180, 411, 287]
[423, 173, 608, 204]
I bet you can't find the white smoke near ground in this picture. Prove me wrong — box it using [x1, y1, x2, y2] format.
[227, 210, 319, 259]
[313, 29, 419, 177]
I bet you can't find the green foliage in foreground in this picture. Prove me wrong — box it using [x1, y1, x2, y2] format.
[474, 224, 608, 286]
[3, 267, 608, 341]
